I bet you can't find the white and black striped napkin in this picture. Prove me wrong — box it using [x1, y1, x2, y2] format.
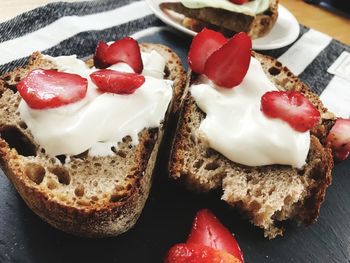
[0, 0, 349, 117]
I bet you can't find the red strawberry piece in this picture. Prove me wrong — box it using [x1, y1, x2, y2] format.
[164, 243, 241, 263]
[229, 0, 248, 4]
[187, 209, 244, 263]
[188, 28, 228, 74]
[90, 69, 145, 94]
[17, 69, 87, 109]
[93, 37, 143, 73]
[326, 118, 350, 161]
[260, 91, 320, 132]
[204, 32, 252, 88]
[93, 41, 110, 68]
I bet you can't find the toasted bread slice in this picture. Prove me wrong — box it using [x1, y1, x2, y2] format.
[0, 43, 186, 237]
[169, 51, 334, 239]
[160, 0, 278, 39]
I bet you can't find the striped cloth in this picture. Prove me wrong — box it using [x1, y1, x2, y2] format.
[0, 0, 349, 117]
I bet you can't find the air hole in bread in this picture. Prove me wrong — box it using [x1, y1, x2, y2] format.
[275, 61, 282, 67]
[25, 163, 45, 184]
[164, 66, 170, 79]
[110, 191, 128, 203]
[94, 163, 102, 167]
[193, 159, 204, 169]
[14, 75, 21, 82]
[2, 75, 11, 81]
[49, 167, 71, 185]
[56, 155, 67, 164]
[0, 125, 36, 156]
[91, 196, 98, 202]
[4, 82, 17, 93]
[18, 121, 28, 129]
[268, 186, 276, 195]
[268, 67, 281, 76]
[74, 150, 88, 159]
[77, 200, 90, 206]
[74, 185, 85, 197]
[205, 161, 220, 170]
[47, 179, 58, 189]
[249, 200, 262, 212]
[122, 136, 132, 143]
[111, 146, 117, 154]
[284, 195, 293, 206]
[263, 9, 273, 16]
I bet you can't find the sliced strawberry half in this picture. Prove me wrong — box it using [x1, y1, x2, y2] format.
[204, 32, 252, 88]
[229, 0, 248, 4]
[93, 41, 110, 68]
[90, 69, 145, 95]
[188, 28, 228, 74]
[261, 91, 320, 132]
[164, 243, 241, 263]
[93, 37, 143, 73]
[187, 209, 244, 263]
[17, 69, 88, 109]
[326, 118, 350, 161]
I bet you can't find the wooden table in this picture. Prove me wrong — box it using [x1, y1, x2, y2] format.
[0, 0, 349, 45]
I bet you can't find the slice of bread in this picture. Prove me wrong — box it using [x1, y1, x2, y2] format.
[0, 43, 186, 237]
[169, 51, 334, 239]
[160, 0, 278, 39]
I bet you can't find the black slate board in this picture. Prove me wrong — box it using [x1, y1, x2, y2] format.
[1, 30, 350, 263]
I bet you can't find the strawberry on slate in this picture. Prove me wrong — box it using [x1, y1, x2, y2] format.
[90, 69, 145, 94]
[164, 243, 241, 263]
[187, 209, 244, 263]
[261, 91, 320, 132]
[17, 69, 88, 109]
[204, 32, 252, 88]
[188, 28, 228, 74]
[326, 118, 350, 161]
[93, 37, 143, 73]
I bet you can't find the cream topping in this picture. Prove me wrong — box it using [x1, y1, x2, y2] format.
[180, 0, 270, 16]
[190, 57, 310, 168]
[19, 51, 173, 157]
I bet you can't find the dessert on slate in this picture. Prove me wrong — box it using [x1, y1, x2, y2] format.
[169, 28, 350, 238]
[0, 37, 186, 237]
[160, 0, 278, 38]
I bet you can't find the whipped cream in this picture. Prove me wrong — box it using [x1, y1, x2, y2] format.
[19, 51, 173, 157]
[180, 0, 270, 16]
[190, 57, 310, 168]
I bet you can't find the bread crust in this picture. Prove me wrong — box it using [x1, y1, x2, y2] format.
[169, 51, 334, 238]
[160, 0, 278, 39]
[0, 44, 186, 237]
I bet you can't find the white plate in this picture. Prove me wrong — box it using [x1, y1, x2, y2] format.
[145, 0, 300, 50]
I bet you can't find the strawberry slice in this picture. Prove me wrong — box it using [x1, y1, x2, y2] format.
[187, 209, 244, 263]
[17, 69, 87, 109]
[94, 41, 109, 68]
[93, 37, 143, 73]
[204, 32, 252, 88]
[326, 118, 350, 161]
[229, 0, 248, 4]
[261, 91, 320, 132]
[188, 28, 228, 74]
[90, 69, 145, 94]
[164, 243, 241, 263]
